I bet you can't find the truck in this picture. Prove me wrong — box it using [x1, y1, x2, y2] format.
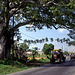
[50, 49, 66, 63]
[70, 54, 75, 60]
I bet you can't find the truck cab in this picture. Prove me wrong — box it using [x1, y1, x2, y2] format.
[50, 49, 66, 63]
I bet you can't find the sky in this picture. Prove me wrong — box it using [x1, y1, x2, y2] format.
[18, 26, 75, 52]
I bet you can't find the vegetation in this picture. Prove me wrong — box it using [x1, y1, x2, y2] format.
[0, 59, 33, 75]
[63, 51, 69, 55]
[42, 43, 54, 61]
[0, 0, 75, 60]
[19, 43, 29, 51]
[0, 56, 50, 75]
[68, 40, 75, 46]
[32, 50, 38, 60]
[42, 43, 54, 55]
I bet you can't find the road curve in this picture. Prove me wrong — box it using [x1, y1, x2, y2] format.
[8, 57, 75, 75]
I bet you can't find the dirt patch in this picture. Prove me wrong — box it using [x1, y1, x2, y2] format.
[28, 57, 46, 60]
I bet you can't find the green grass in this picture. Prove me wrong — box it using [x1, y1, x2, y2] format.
[0, 59, 34, 75]
[0, 64, 33, 75]
[0, 64, 34, 75]
[0, 56, 50, 75]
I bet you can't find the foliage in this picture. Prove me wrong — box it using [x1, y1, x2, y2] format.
[0, 0, 75, 59]
[42, 43, 54, 55]
[63, 51, 69, 55]
[59, 49, 62, 51]
[32, 50, 38, 59]
[19, 43, 29, 51]
[0, 63, 32, 75]
[33, 47, 38, 51]
[68, 27, 75, 40]
[32, 50, 38, 55]
[68, 40, 75, 46]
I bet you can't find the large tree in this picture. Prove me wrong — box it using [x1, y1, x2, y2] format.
[0, 0, 75, 59]
[42, 43, 54, 55]
[19, 43, 29, 51]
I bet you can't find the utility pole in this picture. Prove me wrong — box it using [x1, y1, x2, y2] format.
[12, 16, 14, 67]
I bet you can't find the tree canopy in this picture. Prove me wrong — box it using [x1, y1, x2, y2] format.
[42, 43, 54, 55]
[0, 0, 75, 59]
[19, 43, 29, 51]
[0, 0, 75, 31]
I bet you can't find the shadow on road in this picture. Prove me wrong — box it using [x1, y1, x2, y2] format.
[40, 60, 75, 68]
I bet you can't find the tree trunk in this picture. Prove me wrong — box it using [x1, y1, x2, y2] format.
[0, 24, 6, 59]
[33, 54, 35, 60]
[0, 24, 11, 60]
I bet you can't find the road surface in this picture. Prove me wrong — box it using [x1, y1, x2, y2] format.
[8, 57, 75, 75]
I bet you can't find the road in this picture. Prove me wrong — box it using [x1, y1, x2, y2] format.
[8, 57, 75, 75]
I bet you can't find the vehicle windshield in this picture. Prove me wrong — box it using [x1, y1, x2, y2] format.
[53, 51, 60, 54]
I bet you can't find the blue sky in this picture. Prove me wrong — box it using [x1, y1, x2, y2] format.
[18, 26, 75, 52]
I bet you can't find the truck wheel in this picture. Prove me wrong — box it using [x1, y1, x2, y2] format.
[63, 59, 65, 62]
[58, 59, 61, 63]
[50, 59, 55, 64]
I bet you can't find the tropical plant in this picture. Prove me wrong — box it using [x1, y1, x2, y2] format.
[32, 50, 38, 60]
[50, 38, 53, 42]
[42, 43, 54, 58]
[0, 0, 75, 59]
[19, 43, 29, 51]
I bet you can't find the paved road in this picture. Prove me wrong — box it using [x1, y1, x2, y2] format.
[8, 57, 75, 75]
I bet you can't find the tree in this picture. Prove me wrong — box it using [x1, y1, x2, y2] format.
[33, 47, 38, 51]
[50, 38, 53, 42]
[56, 38, 60, 42]
[19, 43, 29, 51]
[68, 27, 75, 40]
[32, 48, 38, 60]
[68, 40, 75, 46]
[42, 43, 54, 58]
[45, 37, 48, 42]
[0, 0, 75, 59]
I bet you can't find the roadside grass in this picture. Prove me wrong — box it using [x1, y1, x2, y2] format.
[0, 60, 33, 75]
[0, 64, 33, 75]
[0, 57, 50, 75]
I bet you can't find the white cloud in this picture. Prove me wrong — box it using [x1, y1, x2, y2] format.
[58, 29, 66, 33]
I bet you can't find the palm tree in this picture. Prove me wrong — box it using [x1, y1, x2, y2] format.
[45, 37, 48, 42]
[39, 39, 42, 43]
[65, 38, 70, 53]
[42, 38, 45, 43]
[36, 39, 39, 43]
[56, 38, 60, 49]
[50, 38, 53, 42]
[56, 38, 60, 42]
[66, 38, 70, 43]
[60, 39, 63, 51]
[63, 38, 66, 42]
[62, 38, 66, 52]
[31, 40, 34, 43]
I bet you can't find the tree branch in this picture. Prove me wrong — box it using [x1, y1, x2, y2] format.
[9, 0, 35, 17]
[43, 0, 64, 6]
[11, 20, 33, 31]
[10, 19, 42, 32]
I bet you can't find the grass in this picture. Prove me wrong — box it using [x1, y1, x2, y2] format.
[0, 64, 34, 75]
[0, 60, 33, 75]
[0, 56, 50, 75]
